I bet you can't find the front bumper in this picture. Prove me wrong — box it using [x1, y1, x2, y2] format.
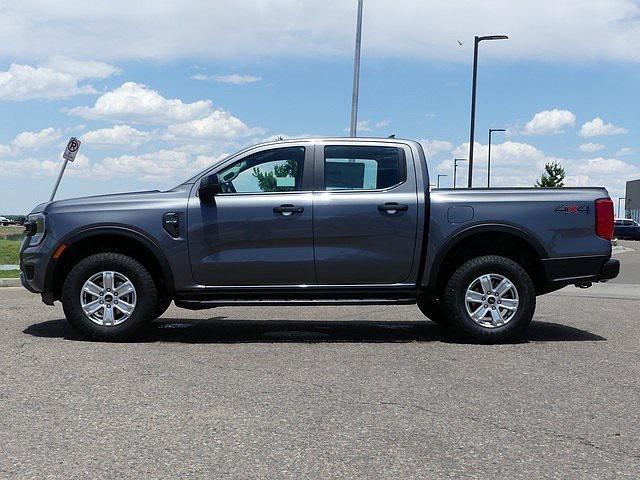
[20, 271, 38, 293]
[19, 234, 58, 295]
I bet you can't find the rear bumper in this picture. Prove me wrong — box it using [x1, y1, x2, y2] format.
[599, 258, 620, 281]
[542, 255, 620, 286]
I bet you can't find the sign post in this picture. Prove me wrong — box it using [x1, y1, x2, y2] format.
[49, 137, 81, 202]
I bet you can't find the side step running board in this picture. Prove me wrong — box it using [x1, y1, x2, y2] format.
[175, 298, 417, 310]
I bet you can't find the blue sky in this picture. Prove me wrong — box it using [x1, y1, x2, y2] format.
[1, 0, 639, 214]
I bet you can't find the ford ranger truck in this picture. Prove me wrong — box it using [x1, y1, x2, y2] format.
[20, 138, 619, 343]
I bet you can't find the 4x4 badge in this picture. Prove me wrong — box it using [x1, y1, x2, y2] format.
[555, 205, 590, 214]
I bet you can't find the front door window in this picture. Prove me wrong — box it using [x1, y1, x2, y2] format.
[217, 147, 305, 194]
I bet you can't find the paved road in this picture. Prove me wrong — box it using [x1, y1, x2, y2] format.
[613, 240, 640, 284]
[1, 254, 639, 478]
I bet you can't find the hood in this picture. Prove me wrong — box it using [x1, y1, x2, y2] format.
[30, 189, 166, 215]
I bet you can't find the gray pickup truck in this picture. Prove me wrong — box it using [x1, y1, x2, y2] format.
[20, 137, 619, 343]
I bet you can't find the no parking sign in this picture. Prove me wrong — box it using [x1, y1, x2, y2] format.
[63, 137, 81, 162]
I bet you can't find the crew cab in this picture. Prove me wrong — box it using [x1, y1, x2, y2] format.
[20, 138, 619, 343]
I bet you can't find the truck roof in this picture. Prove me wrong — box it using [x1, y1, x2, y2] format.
[253, 136, 420, 147]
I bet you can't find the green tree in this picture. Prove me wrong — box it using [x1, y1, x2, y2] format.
[252, 159, 299, 192]
[535, 161, 566, 188]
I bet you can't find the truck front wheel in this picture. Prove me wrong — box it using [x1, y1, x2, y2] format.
[443, 255, 536, 343]
[62, 253, 159, 341]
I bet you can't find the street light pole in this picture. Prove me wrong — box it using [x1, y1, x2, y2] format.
[487, 128, 506, 188]
[349, 0, 364, 137]
[437, 174, 448, 189]
[467, 34, 508, 188]
[453, 159, 467, 189]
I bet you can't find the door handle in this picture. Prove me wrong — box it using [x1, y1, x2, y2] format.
[274, 204, 304, 215]
[378, 202, 408, 213]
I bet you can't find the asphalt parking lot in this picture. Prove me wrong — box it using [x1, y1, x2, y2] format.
[1, 243, 639, 479]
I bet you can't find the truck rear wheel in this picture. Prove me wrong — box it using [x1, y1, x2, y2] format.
[62, 253, 158, 341]
[443, 255, 535, 344]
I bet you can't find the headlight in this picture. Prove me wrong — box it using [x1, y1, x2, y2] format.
[24, 213, 46, 246]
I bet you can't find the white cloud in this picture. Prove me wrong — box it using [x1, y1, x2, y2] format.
[0, 153, 91, 178]
[348, 119, 391, 133]
[578, 142, 604, 153]
[431, 139, 639, 201]
[0, 64, 95, 101]
[69, 82, 213, 125]
[1, 1, 639, 63]
[92, 149, 226, 181]
[615, 147, 635, 156]
[564, 157, 640, 200]
[94, 150, 191, 181]
[419, 139, 453, 158]
[522, 109, 576, 136]
[191, 74, 262, 84]
[166, 110, 264, 140]
[579, 117, 628, 137]
[0, 58, 120, 101]
[81, 125, 151, 147]
[11, 127, 61, 150]
[41, 57, 121, 80]
[190, 153, 229, 173]
[438, 140, 553, 187]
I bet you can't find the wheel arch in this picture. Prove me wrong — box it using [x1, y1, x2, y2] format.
[427, 223, 549, 297]
[46, 225, 174, 301]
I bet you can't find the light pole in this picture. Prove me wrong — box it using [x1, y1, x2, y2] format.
[453, 159, 467, 189]
[467, 34, 509, 188]
[487, 128, 506, 188]
[349, 0, 364, 137]
[437, 174, 448, 188]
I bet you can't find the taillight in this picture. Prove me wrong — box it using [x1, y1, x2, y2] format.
[595, 198, 614, 240]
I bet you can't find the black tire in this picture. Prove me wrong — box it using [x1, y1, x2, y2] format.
[417, 298, 450, 326]
[443, 255, 536, 344]
[62, 253, 158, 341]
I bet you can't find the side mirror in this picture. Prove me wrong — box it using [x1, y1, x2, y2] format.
[198, 174, 222, 203]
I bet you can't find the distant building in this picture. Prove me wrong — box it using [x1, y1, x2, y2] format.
[625, 179, 640, 221]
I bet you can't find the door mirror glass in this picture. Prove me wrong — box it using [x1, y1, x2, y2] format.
[198, 174, 222, 202]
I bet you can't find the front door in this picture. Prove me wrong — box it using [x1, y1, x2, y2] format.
[313, 143, 419, 285]
[188, 144, 316, 286]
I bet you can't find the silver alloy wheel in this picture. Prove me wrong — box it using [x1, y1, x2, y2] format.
[80, 271, 137, 326]
[464, 273, 519, 328]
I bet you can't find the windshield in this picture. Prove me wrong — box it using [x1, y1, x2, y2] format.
[179, 154, 231, 185]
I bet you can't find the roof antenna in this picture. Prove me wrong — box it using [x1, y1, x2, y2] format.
[388, 134, 396, 138]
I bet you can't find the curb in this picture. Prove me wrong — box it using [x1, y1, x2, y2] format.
[0, 278, 21, 288]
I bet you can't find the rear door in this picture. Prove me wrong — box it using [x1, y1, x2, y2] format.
[312, 142, 419, 285]
[188, 144, 316, 286]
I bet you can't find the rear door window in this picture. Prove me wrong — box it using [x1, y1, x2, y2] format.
[323, 145, 405, 191]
